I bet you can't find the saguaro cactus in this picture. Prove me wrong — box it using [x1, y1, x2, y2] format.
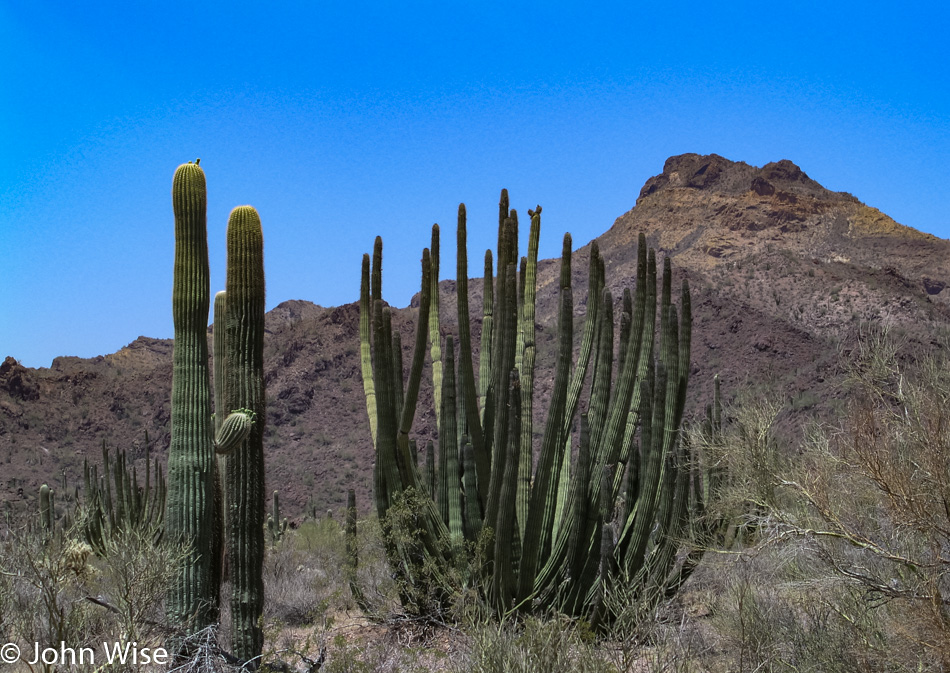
[268, 490, 288, 544]
[39, 483, 52, 533]
[211, 290, 228, 601]
[164, 162, 256, 644]
[165, 161, 218, 630]
[223, 205, 266, 666]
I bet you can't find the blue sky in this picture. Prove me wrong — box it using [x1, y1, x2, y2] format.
[1, 1, 947, 368]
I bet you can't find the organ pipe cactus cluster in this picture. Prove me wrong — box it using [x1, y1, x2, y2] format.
[360, 191, 711, 622]
[165, 162, 261, 666]
[82, 439, 166, 555]
[664, 374, 737, 595]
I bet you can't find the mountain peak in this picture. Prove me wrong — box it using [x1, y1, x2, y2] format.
[602, 153, 944, 284]
[638, 153, 832, 204]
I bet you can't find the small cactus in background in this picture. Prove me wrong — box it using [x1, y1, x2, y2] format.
[305, 494, 319, 520]
[39, 483, 53, 534]
[342, 489, 377, 616]
[82, 439, 166, 555]
[267, 490, 288, 544]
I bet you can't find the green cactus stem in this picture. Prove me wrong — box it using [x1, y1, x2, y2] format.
[39, 483, 52, 533]
[360, 191, 708, 625]
[84, 439, 166, 555]
[429, 224, 443, 435]
[345, 489, 367, 610]
[165, 161, 218, 632]
[268, 490, 287, 544]
[214, 410, 255, 454]
[223, 205, 266, 666]
[360, 253, 377, 445]
[212, 289, 229, 596]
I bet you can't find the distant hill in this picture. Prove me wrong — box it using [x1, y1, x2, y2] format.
[4, 153, 949, 519]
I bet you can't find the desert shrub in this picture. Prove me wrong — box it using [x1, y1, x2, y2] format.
[0, 511, 186, 672]
[373, 487, 500, 627]
[346, 515, 403, 619]
[0, 526, 104, 664]
[316, 629, 431, 673]
[262, 517, 348, 627]
[595, 561, 716, 673]
[701, 537, 935, 673]
[258, 511, 400, 632]
[702, 324, 950, 671]
[772, 329, 950, 668]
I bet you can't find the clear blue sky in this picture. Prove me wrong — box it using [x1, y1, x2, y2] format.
[2, 1, 947, 368]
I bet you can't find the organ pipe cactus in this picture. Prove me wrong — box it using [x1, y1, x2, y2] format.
[360, 190, 711, 624]
[82, 439, 166, 555]
[663, 374, 731, 596]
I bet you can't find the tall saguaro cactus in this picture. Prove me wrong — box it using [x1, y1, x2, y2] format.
[223, 205, 266, 666]
[166, 161, 218, 630]
[211, 290, 228, 601]
[164, 162, 256, 650]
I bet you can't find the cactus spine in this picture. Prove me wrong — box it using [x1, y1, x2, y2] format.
[223, 205, 266, 665]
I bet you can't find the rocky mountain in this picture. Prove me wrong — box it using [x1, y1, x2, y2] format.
[3, 153, 949, 519]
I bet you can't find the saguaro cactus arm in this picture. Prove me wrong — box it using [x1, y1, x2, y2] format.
[214, 410, 255, 454]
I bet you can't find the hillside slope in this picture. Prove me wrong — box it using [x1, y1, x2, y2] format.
[3, 153, 948, 518]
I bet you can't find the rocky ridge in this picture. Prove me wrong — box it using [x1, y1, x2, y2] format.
[3, 153, 948, 519]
